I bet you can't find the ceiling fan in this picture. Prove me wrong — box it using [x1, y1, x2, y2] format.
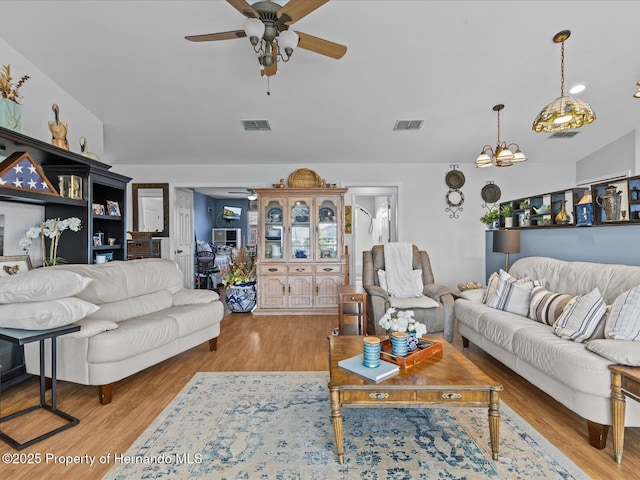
[185, 0, 347, 77]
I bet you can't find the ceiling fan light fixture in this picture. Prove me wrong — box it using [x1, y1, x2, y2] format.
[533, 30, 595, 133]
[245, 18, 265, 43]
[278, 29, 298, 52]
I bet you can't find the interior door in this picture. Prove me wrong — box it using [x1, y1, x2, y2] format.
[174, 188, 194, 288]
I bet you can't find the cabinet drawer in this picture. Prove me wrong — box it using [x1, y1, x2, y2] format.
[342, 390, 415, 403]
[288, 265, 313, 274]
[258, 264, 287, 275]
[415, 390, 490, 404]
[340, 293, 365, 303]
[315, 264, 344, 274]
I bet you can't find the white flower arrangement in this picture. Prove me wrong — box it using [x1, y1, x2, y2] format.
[378, 307, 427, 337]
[20, 217, 82, 266]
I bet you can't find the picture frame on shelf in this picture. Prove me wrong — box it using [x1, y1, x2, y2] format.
[92, 203, 105, 215]
[107, 200, 121, 216]
[103, 252, 113, 261]
[93, 234, 103, 246]
[0, 255, 32, 277]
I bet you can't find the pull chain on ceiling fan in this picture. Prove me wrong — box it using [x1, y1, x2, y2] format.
[186, 0, 347, 82]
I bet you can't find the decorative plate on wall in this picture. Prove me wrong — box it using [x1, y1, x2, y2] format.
[481, 182, 501, 204]
[445, 169, 466, 189]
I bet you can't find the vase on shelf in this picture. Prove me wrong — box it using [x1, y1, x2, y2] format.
[555, 200, 571, 224]
[225, 281, 257, 313]
[0, 98, 21, 131]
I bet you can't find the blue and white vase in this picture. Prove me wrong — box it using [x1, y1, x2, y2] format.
[225, 281, 257, 313]
[407, 332, 419, 352]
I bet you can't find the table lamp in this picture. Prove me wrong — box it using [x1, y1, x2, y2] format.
[493, 230, 520, 272]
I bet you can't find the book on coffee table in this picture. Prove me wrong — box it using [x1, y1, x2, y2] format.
[338, 354, 400, 382]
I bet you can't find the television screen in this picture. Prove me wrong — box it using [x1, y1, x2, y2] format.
[222, 205, 242, 220]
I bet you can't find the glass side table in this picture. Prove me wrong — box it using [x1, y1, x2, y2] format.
[0, 324, 80, 450]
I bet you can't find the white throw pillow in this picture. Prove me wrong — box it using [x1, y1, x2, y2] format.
[486, 275, 534, 316]
[586, 339, 640, 366]
[0, 297, 99, 330]
[69, 317, 119, 338]
[605, 286, 640, 341]
[0, 269, 92, 304]
[553, 288, 607, 343]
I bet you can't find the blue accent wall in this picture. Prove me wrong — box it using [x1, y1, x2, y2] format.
[485, 225, 640, 282]
[194, 191, 216, 242]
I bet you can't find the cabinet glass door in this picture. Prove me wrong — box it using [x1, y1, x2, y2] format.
[317, 198, 339, 260]
[263, 199, 284, 260]
[289, 199, 311, 260]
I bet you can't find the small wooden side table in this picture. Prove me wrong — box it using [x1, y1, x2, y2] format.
[0, 324, 80, 450]
[337, 285, 367, 335]
[609, 364, 640, 464]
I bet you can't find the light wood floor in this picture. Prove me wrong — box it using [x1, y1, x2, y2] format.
[1, 312, 638, 479]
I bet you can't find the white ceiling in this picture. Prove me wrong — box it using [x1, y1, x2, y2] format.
[2, 1, 640, 169]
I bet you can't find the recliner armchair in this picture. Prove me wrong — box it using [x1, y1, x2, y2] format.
[362, 244, 455, 342]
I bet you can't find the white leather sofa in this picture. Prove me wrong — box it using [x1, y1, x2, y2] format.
[25, 259, 224, 404]
[455, 256, 640, 449]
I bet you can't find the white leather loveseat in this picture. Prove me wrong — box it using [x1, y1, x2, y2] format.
[455, 256, 640, 449]
[25, 259, 224, 404]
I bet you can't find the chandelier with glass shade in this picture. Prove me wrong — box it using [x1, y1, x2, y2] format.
[532, 30, 595, 133]
[475, 104, 527, 168]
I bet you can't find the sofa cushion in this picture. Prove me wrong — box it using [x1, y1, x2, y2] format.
[0, 297, 99, 330]
[476, 309, 537, 353]
[70, 318, 119, 338]
[454, 298, 491, 333]
[553, 288, 607, 342]
[87, 314, 179, 363]
[605, 286, 640, 341]
[513, 326, 612, 397]
[173, 288, 219, 306]
[0, 269, 92, 304]
[487, 276, 533, 316]
[86, 290, 174, 323]
[587, 339, 640, 366]
[52, 259, 184, 304]
[389, 295, 439, 309]
[165, 302, 224, 337]
[528, 286, 574, 325]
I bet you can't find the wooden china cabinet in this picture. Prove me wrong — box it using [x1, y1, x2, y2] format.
[253, 187, 347, 315]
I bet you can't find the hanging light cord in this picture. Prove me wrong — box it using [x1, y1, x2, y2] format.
[560, 39, 565, 97]
[496, 109, 501, 147]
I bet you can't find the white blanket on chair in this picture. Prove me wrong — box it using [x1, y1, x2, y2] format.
[383, 243, 422, 297]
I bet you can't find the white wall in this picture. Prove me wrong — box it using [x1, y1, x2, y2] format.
[0, 202, 44, 263]
[0, 38, 104, 157]
[115, 160, 574, 289]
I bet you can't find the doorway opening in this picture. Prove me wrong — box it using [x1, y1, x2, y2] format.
[344, 186, 398, 285]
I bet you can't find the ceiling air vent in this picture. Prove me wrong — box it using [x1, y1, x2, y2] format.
[549, 131, 580, 138]
[394, 120, 423, 131]
[242, 120, 271, 131]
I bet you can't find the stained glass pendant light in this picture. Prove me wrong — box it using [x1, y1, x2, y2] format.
[532, 30, 595, 133]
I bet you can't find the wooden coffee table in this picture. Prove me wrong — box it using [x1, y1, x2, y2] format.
[328, 335, 503, 464]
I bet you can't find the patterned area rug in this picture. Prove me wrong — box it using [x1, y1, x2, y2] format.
[103, 372, 589, 479]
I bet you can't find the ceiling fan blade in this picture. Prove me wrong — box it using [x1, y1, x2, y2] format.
[226, 0, 259, 18]
[296, 31, 347, 59]
[278, 0, 329, 24]
[185, 30, 246, 42]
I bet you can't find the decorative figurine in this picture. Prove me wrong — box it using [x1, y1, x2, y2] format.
[79, 136, 100, 161]
[272, 178, 286, 188]
[48, 104, 69, 150]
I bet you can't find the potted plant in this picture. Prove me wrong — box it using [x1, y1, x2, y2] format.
[0, 64, 29, 132]
[480, 209, 500, 229]
[222, 246, 257, 313]
[500, 204, 514, 228]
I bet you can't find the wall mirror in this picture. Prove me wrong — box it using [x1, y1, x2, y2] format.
[132, 183, 169, 237]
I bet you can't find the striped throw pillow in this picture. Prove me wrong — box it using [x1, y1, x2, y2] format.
[528, 287, 575, 325]
[482, 270, 533, 304]
[553, 288, 607, 343]
[605, 286, 640, 341]
[487, 276, 534, 316]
